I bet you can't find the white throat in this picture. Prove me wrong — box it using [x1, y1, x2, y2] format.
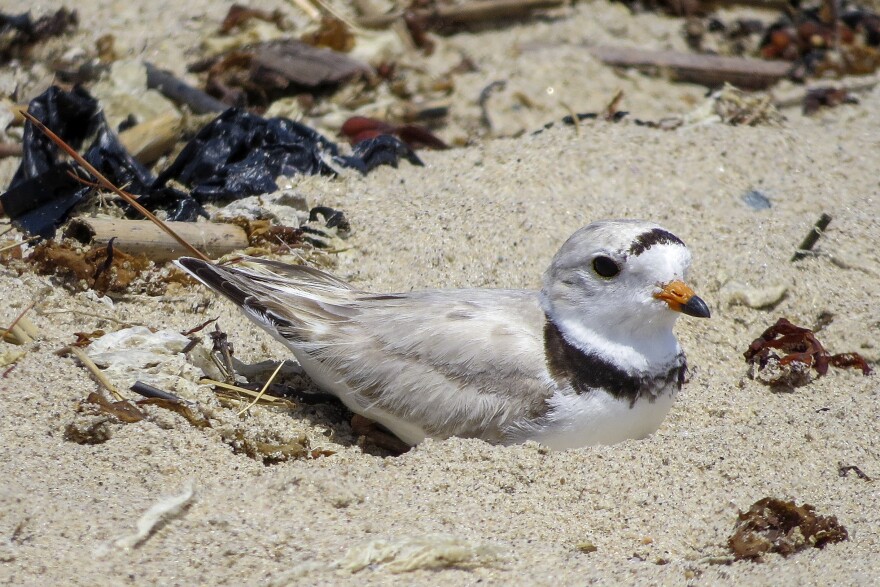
[542, 300, 681, 375]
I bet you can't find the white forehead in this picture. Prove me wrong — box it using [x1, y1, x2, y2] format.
[628, 241, 692, 280]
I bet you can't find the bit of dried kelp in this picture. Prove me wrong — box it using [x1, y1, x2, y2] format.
[197, 39, 373, 107]
[301, 16, 355, 53]
[29, 240, 150, 293]
[341, 116, 449, 150]
[744, 317, 872, 386]
[83, 391, 146, 423]
[71, 330, 107, 348]
[838, 463, 873, 481]
[729, 498, 848, 561]
[337, 535, 503, 573]
[219, 4, 287, 34]
[224, 429, 334, 464]
[137, 397, 211, 429]
[803, 87, 859, 115]
[65, 392, 146, 444]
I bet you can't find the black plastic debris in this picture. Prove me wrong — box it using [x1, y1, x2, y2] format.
[153, 108, 421, 203]
[0, 9, 78, 63]
[1, 86, 422, 237]
[2, 86, 175, 237]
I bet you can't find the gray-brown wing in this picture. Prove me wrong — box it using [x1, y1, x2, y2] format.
[290, 289, 556, 441]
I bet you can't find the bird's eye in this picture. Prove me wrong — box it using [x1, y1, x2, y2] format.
[592, 256, 620, 278]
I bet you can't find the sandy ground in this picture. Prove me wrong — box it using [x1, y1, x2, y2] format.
[1, 1, 879, 585]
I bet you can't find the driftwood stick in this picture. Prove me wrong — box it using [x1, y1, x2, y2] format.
[357, 0, 565, 28]
[0, 143, 23, 158]
[792, 213, 832, 261]
[144, 62, 227, 114]
[65, 218, 249, 262]
[117, 112, 182, 165]
[589, 46, 792, 90]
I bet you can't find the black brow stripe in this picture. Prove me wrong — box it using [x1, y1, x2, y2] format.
[628, 228, 684, 256]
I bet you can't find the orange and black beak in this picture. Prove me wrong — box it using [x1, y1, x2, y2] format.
[654, 280, 711, 318]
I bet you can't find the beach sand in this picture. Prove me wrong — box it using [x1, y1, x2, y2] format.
[1, 1, 878, 585]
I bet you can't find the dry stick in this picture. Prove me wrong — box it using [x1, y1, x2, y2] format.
[356, 0, 565, 28]
[144, 63, 227, 114]
[40, 309, 143, 327]
[0, 143, 23, 158]
[236, 360, 287, 415]
[588, 46, 792, 90]
[66, 218, 249, 262]
[792, 213, 833, 261]
[19, 109, 211, 263]
[0, 301, 37, 345]
[0, 237, 39, 254]
[67, 345, 125, 401]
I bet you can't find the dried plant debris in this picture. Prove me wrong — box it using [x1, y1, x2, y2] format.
[803, 87, 859, 115]
[65, 391, 146, 445]
[337, 535, 503, 574]
[744, 318, 872, 387]
[838, 462, 873, 481]
[195, 40, 372, 107]
[224, 430, 334, 464]
[219, 4, 288, 35]
[301, 15, 356, 53]
[0, 9, 78, 62]
[29, 240, 150, 293]
[1, 86, 420, 238]
[729, 498, 848, 561]
[341, 116, 449, 150]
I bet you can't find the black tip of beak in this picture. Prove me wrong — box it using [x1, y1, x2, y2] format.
[681, 295, 711, 318]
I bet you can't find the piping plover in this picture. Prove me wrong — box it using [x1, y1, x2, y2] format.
[177, 220, 709, 450]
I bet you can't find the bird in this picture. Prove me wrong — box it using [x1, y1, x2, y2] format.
[176, 219, 710, 450]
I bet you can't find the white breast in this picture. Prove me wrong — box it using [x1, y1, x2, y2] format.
[517, 387, 676, 450]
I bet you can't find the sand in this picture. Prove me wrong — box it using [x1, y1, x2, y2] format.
[1, 1, 879, 585]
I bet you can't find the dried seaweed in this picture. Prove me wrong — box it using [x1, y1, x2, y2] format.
[29, 240, 150, 293]
[744, 317, 872, 386]
[803, 87, 859, 115]
[83, 391, 146, 424]
[729, 498, 848, 561]
[137, 397, 211, 428]
[341, 116, 449, 150]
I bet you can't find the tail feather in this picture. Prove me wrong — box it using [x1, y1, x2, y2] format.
[175, 257, 358, 340]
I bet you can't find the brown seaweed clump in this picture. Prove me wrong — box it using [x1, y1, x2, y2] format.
[729, 497, 848, 561]
[29, 240, 150, 293]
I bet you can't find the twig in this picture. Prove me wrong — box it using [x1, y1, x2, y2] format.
[144, 63, 227, 114]
[19, 109, 211, 262]
[588, 45, 792, 90]
[1, 301, 37, 345]
[792, 213, 832, 261]
[39, 309, 144, 327]
[357, 0, 565, 28]
[68, 345, 125, 401]
[237, 360, 287, 415]
[0, 143, 23, 158]
[0, 237, 39, 254]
